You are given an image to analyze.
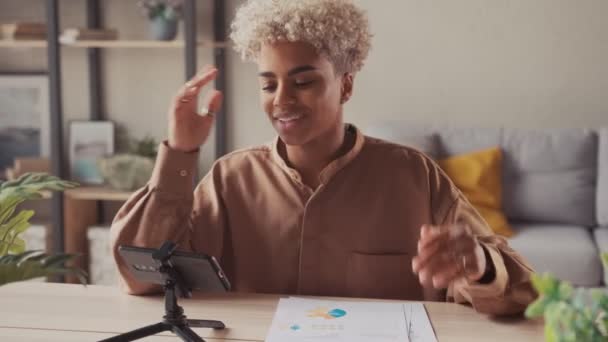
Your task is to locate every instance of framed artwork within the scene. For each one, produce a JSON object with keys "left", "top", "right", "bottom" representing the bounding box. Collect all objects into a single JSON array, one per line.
[
  {"left": 69, "top": 121, "right": 114, "bottom": 184},
  {"left": 0, "top": 73, "right": 50, "bottom": 175}
]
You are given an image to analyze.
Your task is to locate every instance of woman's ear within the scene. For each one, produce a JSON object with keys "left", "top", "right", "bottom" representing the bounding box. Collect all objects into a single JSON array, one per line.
[{"left": 340, "top": 73, "right": 354, "bottom": 104}]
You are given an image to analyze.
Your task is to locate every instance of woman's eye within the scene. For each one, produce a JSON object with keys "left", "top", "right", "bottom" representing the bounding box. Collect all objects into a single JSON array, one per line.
[
  {"left": 261, "top": 84, "right": 276, "bottom": 92},
  {"left": 295, "top": 80, "right": 314, "bottom": 87}
]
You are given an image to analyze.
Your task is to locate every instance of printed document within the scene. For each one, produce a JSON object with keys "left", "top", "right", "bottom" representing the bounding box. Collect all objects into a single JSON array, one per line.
[{"left": 265, "top": 297, "right": 437, "bottom": 342}]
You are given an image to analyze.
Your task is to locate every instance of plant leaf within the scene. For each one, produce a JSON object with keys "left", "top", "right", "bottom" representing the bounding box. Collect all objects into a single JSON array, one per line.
[
  {"left": 0, "top": 172, "right": 85, "bottom": 286},
  {"left": 0, "top": 251, "right": 87, "bottom": 286},
  {"left": 531, "top": 272, "right": 557, "bottom": 294},
  {"left": 527, "top": 270, "right": 608, "bottom": 342},
  {"left": 0, "top": 173, "right": 77, "bottom": 195},
  {"left": 7, "top": 236, "right": 25, "bottom": 254},
  {"left": 525, "top": 297, "right": 547, "bottom": 318},
  {"left": 42, "top": 254, "right": 76, "bottom": 268},
  {"left": 0, "top": 194, "right": 22, "bottom": 225},
  {"left": 0, "top": 210, "right": 34, "bottom": 256},
  {"left": 557, "top": 281, "right": 574, "bottom": 301}
]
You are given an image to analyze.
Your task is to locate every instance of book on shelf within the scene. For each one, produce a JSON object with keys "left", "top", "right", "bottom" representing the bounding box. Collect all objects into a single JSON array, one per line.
[
  {"left": 1, "top": 22, "right": 46, "bottom": 40},
  {"left": 59, "top": 28, "right": 118, "bottom": 44}
]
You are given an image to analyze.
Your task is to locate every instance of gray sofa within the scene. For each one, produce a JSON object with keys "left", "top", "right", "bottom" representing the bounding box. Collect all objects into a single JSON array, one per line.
[{"left": 366, "top": 123, "right": 608, "bottom": 287}]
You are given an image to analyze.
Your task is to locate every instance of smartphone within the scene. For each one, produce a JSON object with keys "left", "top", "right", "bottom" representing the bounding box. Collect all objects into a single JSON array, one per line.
[{"left": 118, "top": 245, "right": 231, "bottom": 292}]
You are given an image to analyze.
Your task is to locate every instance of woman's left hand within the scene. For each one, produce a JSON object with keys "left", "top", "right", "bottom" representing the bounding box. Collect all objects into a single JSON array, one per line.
[{"left": 412, "top": 224, "right": 488, "bottom": 289}]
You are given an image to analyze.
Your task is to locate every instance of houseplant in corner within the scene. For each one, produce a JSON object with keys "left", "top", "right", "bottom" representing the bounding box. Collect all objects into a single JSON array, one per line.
[
  {"left": 526, "top": 253, "right": 608, "bottom": 341},
  {"left": 0, "top": 173, "right": 87, "bottom": 286},
  {"left": 137, "top": 0, "right": 184, "bottom": 41}
]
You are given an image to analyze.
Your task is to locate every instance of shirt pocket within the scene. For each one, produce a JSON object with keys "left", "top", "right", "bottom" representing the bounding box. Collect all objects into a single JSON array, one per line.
[{"left": 346, "top": 252, "right": 420, "bottom": 300}]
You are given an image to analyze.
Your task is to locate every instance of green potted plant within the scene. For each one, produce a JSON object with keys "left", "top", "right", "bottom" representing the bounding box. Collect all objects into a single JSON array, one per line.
[
  {"left": 0, "top": 173, "right": 87, "bottom": 286},
  {"left": 97, "top": 135, "right": 158, "bottom": 191},
  {"left": 137, "top": 0, "right": 184, "bottom": 41},
  {"left": 526, "top": 253, "right": 608, "bottom": 341}
]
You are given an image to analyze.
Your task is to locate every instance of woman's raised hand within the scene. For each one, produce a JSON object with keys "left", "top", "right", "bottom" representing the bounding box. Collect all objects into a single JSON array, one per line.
[{"left": 168, "top": 65, "right": 223, "bottom": 152}]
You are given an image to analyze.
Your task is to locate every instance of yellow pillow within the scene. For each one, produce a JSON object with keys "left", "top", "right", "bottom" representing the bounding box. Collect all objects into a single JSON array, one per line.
[{"left": 438, "top": 147, "right": 514, "bottom": 237}]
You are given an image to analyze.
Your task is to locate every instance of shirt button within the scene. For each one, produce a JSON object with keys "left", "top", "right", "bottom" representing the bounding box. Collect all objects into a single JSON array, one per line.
[{"left": 179, "top": 170, "right": 188, "bottom": 177}]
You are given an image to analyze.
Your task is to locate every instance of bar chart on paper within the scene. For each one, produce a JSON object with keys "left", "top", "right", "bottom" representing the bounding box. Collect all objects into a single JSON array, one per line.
[{"left": 265, "top": 297, "right": 437, "bottom": 342}]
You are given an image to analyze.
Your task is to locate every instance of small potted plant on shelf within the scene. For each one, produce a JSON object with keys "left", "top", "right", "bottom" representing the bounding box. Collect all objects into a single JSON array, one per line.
[
  {"left": 97, "top": 135, "right": 158, "bottom": 191},
  {"left": 0, "top": 173, "right": 87, "bottom": 286},
  {"left": 526, "top": 253, "right": 608, "bottom": 341},
  {"left": 137, "top": 0, "right": 184, "bottom": 41}
]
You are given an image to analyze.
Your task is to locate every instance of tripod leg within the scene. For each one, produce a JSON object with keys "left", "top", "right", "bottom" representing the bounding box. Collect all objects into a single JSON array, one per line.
[
  {"left": 187, "top": 319, "right": 225, "bottom": 329},
  {"left": 99, "top": 322, "right": 170, "bottom": 342},
  {"left": 173, "top": 325, "right": 205, "bottom": 342}
]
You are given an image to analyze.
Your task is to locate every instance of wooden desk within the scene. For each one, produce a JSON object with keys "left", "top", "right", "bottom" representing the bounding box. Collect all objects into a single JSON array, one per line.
[
  {"left": 0, "top": 282, "right": 543, "bottom": 341},
  {"left": 0, "top": 328, "right": 206, "bottom": 342},
  {"left": 63, "top": 186, "right": 133, "bottom": 283}
]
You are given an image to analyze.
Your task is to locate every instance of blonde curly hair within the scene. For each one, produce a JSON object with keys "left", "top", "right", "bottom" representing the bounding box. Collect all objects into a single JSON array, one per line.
[{"left": 230, "top": 0, "right": 372, "bottom": 74}]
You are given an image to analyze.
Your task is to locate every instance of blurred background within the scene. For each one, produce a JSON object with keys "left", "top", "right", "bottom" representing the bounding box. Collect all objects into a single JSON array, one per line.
[{"left": 1, "top": 0, "right": 607, "bottom": 287}]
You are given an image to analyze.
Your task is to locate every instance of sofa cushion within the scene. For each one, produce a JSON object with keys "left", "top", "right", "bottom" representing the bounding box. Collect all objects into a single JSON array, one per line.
[
  {"left": 438, "top": 148, "right": 513, "bottom": 237},
  {"left": 365, "top": 122, "right": 441, "bottom": 158},
  {"left": 598, "top": 129, "right": 608, "bottom": 226},
  {"left": 501, "top": 128, "right": 597, "bottom": 226},
  {"left": 593, "top": 227, "right": 608, "bottom": 284},
  {"left": 366, "top": 123, "right": 599, "bottom": 226},
  {"left": 509, "top": 223, "right": 602, "bottom": 286},
  {"left": 436, "top": 127, "right": 502, "bottom": 158},
  {"left": 365, "top": 123, "right": 503, "bottom": 159}
]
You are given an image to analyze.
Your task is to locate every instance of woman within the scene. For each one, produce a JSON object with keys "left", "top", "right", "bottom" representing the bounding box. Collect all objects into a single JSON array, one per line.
[{"left": 111, "top": 0, "right": 535, "bottom": 315}]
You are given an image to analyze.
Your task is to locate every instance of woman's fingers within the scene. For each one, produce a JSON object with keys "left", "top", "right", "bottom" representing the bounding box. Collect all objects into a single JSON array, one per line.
[
  {"left": 198, "top": 89, "right": 223, "bottom": 117},
  {"left": 412, "top": 237, "right": 444, "bottom": 273},
  {"left": 174, "top": 66, "right": 218, "bottom": 105},
  {"left": 413, "top": 222, "right": 486, "bottom": 288},
  {"left": 430, "top": 257, "right": 467, "bottom": 288},
  {"left": 183, "top": 65, "right": 215, "bottom": 90},
  {"left": 416, "top": 250, "right": 453, "bottom": 287},
  {"left": 167, "top": 65, "right": 222, "bottom": 152},
  {"left": 413, "top": 224, "right": 461, "bottom": 273},
  {"left": 418, "top": 225, "right": 449, "bottom": 249},
  {"left": 415, "top": 248, "right": 473, "bottom": 289},
  {"left": 173, "top": 70, "right": 222, "bottom": 124},
  {"left": 187, "top": 66, "right": 217, "bottom": 91}
]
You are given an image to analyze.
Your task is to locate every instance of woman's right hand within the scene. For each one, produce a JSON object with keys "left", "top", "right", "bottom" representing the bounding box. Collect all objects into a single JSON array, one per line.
[{"left": 168, "top": 65, "right": 223, "bottom": 152}]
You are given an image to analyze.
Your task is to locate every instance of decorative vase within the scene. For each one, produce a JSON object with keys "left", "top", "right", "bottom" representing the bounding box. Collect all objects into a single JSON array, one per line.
[
  {"left": 149, "top": 16, "right": 178, "bottom": 41},
  {"left": 97, "top": 154, "right": 155, "bottom": 191}
]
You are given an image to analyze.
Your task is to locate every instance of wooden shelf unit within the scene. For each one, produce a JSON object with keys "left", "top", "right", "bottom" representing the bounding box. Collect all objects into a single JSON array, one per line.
[
  {"left": 36, "top": 187, "right": 131, "bottom": 203},
  {"left": 65, "top": 186, "right": 133, "bottom": 201},
  {"left": 3, "top": 0, "right": 227, "bottom": 283},
  {"left": 63, "top": 186, "right": 133, "bottom": 283},
  {"left": 0, "top": 39, "right": 228, "bottom": 49},
  {"left": 0, "top": 40, "right": 47, "bottom": 48}
]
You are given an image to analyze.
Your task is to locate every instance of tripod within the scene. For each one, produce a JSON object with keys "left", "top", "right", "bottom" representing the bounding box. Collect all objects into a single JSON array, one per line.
[{"left": 100, "top": 242, "right": 226, "bottom": 342}]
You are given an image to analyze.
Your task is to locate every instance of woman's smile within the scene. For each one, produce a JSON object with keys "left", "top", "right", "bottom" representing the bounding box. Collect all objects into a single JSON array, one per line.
[{"left": 274, "top": 112, "right": 306, "bottom": 132}]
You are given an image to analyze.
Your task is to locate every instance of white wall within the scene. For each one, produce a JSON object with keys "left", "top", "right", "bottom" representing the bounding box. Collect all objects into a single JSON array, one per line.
[
  {"left": 227, "top": 0, "right": 608, "bottom": 151},
  {"left": 348, "top": 0, "right": 608, "bottom": 130},
  {"left": 2, "top": 0, "right": 608, "bottom": 172}
]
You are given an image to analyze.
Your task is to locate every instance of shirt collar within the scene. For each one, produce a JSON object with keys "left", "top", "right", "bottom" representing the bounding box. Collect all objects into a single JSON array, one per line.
[{"left": 270, "top": 123, "right": 366, "bottom": 186}]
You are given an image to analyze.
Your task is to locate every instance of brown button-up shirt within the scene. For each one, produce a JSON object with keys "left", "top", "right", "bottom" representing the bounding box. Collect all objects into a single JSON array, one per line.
[{"left": 110, "top": 125, "right": 536, "bottom": 315}]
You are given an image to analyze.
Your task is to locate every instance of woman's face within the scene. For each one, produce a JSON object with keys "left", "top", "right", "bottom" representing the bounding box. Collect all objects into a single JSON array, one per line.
[{"left": 257, "top": 41, "right": 350, "bottom": 147}]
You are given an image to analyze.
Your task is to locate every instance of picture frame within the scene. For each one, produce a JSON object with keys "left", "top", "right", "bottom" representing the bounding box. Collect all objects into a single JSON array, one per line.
[
  {"left": 0, "top": 73, "right": 50, "bottom": 175},
  {"left": 69, "top": 120, "right": 114, "bottom": 184}
]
